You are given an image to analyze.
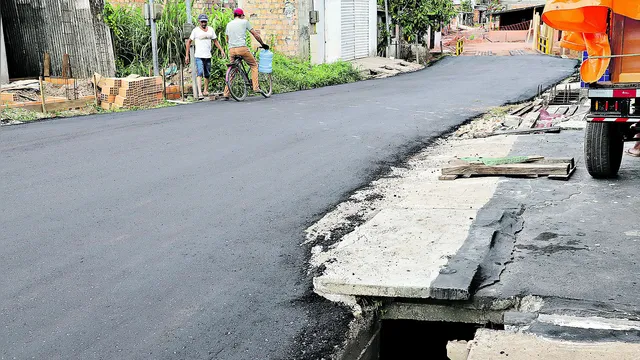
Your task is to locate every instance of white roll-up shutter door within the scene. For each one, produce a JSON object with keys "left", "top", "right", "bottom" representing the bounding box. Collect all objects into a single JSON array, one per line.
[
  {"left": 341, "top": 0, "right": 356, "bottom": 61},
  {"left": 354, "top": 0, "right": 369, "bottom": 58}
]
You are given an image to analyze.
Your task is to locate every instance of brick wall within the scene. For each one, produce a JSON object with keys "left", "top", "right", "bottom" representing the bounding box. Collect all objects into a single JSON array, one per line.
[{"left": 242, "top": 0, "right": 301, "bottom": 57}]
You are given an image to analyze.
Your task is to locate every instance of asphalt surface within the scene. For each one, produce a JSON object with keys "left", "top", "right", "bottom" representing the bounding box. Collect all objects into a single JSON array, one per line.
[
  {"left": 474, "top": 130, "right": 640, "bottom": 340},
  {"left": 0, "top": 55, "right": 576, "bottom": 359}
]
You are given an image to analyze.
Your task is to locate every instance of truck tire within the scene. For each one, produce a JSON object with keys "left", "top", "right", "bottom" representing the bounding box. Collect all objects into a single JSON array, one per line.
[{"left": 584, "top": 122, "right": 624, "bottom": 178}]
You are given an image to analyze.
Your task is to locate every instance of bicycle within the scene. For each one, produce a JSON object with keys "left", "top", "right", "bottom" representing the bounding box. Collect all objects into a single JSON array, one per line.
[{"left": 224, "top": 48, "right": 273, "bottom": 101}]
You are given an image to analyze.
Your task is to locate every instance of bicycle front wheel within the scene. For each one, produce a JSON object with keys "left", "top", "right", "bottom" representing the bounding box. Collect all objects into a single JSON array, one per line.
[
  {"left": 226, "top": 66, "right": 248, "bottom": 101},
  {"left": 258, "top": 73, "right": 273, "bottom": 98}
]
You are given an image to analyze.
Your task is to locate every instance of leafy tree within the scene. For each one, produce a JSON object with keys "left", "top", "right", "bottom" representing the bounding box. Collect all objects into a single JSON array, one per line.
[
  {"left": 387, "top": 0, "right": 457, "bottom": 43},
  {"left": 487, "top": 0, "right": 504, "bottom": 12},
  {"left": 460, "top": 0, "right": 473, "bottom": 13}
]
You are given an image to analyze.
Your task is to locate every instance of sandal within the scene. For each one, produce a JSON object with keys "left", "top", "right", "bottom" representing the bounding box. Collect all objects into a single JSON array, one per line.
[{"left": 626, "top": 148, "right": 640, "bottom": 157}]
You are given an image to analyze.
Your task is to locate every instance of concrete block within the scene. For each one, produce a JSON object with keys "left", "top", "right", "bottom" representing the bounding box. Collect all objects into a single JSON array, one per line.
[
  {"left": 468, "top": 329, "right": 640, "bottom": 360},
  {"left": 447, "top": 340, "right": 470, "bottom": 360},
  {"left": 503, "top": 115, "right": 522, "bottom": 128}
]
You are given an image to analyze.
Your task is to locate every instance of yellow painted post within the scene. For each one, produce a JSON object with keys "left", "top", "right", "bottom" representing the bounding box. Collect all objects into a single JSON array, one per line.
[
  {"left": 456, "top": 39, "right": 464, "bottom": 56},
  {"left": 547, "top": 27, "right": 555, "bottom": 54},
  {"left": 532, "top": 13, "right": 540, "bottom": 51}
]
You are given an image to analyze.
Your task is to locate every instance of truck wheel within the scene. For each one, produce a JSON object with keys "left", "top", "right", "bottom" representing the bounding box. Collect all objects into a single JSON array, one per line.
[{"left": 584, "top": 122, "right": 624, "bottom": 178}]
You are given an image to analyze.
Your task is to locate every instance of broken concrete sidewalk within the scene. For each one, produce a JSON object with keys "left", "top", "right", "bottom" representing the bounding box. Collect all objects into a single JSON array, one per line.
[
  {"left": 350, "top": 57, "right": 424, "bottom": 79},
  {"left": 461, "top": 328, "right": 640, "bottom": 360},
  {"left": 311, "top": 135, "right": 520, "bottom": 300}
]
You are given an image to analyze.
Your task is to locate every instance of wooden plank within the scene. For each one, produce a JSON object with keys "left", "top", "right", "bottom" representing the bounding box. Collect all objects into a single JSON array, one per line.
[
  {"left": 513, "top": 103, "right": 535, "bottom": 116},
  {"left": 439, "top": 175, "right": 459, "bottom": 181},
  {"left": 519, "top": 110, "right": 540, "bottom": 129},
  {"left": 568, "top": 105, "right": 579, "bottom": 116},
  {"left": 510, "top": 104, "right": 528, "bottom": 115},
  {"left": 62, "top": 54, "right": 71, "bottom": 78},
  {"left": 20, "top": 98, "right": 92, "bottom": 113},
  {"left": 490, "top": 127, "right": 561, "bottom": 136},
  {"left": 43, "top": 52, "right": 51, "bottom": 77},
  {"left": 441, "top": 163, "right": 570, "bottom": 177}
]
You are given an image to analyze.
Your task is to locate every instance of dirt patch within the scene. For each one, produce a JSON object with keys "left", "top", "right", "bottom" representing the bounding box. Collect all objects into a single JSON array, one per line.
[{"left": 44, "top": 79, "right": 95, "bottom": 99}]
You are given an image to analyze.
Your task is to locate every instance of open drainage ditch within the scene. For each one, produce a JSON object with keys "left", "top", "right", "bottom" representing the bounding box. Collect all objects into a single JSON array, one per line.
[{"left": 379, "top": 320, "right": 503, "bottom": 360}]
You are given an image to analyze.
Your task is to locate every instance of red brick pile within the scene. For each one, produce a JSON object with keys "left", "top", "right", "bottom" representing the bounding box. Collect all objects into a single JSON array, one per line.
[{"left": 97, "top": 76, "right": 163, "bottom": 110}]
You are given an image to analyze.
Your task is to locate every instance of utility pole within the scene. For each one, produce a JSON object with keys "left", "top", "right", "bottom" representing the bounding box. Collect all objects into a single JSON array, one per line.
[
  {"left": 149, "top": 0, "right": 159, "bottom": 76},
  {"left": 185, "top": 0, "right": 198, "bottom": 99},
  {"left": 384, "top": 0, "right": 390, "bottom": 58}
]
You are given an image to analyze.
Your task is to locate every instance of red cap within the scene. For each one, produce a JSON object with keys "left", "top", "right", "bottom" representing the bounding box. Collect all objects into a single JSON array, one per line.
[{"left": 234, "top": 8, "right": 244, "bottom": 16}]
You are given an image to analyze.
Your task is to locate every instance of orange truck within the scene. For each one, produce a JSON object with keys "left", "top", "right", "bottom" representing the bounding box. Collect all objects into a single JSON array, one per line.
[{"left": 543, "top": 1, "right": 640, "bottom": 178}]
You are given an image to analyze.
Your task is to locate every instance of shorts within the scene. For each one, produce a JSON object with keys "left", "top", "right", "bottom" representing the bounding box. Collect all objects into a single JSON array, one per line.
[{"left": 195, "top": 57, "right": 211, "bottom": 78}]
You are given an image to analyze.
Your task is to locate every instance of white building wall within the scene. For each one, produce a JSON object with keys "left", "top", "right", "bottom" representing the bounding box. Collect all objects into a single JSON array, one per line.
[
  {"left": 310, "top": 0, "right": 326, "bottom": 64},
  {"left": 325, "top": 0, "right": 342, "bottom": 63},
  {"left": 0, "top": 8, "right": 9, "bottom": 85},
  {"left": 368, "top": 0, "right": 376, "bottom": 57}
]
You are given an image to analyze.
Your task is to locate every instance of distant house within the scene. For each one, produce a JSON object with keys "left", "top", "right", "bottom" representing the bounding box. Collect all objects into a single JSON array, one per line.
[{"left": 0, "top": 0, "right": 115, "bottom": 82}]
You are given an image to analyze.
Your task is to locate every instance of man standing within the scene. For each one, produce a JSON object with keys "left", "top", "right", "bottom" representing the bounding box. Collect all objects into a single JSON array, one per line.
[
  {"left": 186, "top": 14, "right": 226, "bottom": 100},
  {"left": 224, "top": 8, "right": 269, "bottom": 98}
]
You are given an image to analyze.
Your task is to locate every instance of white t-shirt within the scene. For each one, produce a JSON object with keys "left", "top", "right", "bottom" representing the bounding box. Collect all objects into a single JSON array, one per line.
[
  {"left": 226, "top": 19, "right": 253, "bottom": 49},
  {"left": 190, "top": 26, "right": 217, "bottom": 59}
]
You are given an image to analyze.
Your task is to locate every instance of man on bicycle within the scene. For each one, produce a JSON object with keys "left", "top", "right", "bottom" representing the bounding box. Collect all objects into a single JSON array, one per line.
[
  {"left": 185, "top": 14, "right": 226, "bottom": 100},
  {"left": 223, "top": 8, "right": 269, "bottom": 99}
]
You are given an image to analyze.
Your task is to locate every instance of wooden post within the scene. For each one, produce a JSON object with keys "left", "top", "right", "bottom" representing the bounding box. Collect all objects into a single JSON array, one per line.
[
  {"left": 39, "top": 76, "right": 47, "bottom": 113},
  {"left": 93, "top": 74, "right": 99, "bottom": 106},
  {"left": 532, "top": 13, "right": 540, "bottom": 51},
  {"left": 62, "top": 54, "right": 71, "bottom": 78},
  {"left": 161, "top": 67, "right": 166, "bottom": 101},
  {"left": 180, "top": 62, "right": 184, "bottom": 101},
  {"left": 43, "top": 52, "right": 51, "bottom": 77}
]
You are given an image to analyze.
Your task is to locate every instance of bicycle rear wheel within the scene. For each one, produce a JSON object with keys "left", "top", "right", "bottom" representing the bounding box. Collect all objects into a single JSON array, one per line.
[
  {"left": 258, "top": 73, "right": 273, "bottom": 98},
  {"left": 226, "top": 66, "right": 248, "bottom": 101}
]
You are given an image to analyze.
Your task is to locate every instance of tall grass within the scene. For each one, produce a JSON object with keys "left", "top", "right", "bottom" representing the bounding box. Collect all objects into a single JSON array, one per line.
[{"left": 270, "top": 53, "right": 362, "bottom": 93}]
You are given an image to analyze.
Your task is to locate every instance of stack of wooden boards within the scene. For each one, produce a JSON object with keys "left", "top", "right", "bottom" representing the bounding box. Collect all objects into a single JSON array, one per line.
[
  {"left": 94, "top": 74, "right": 163, "bottom": 110},
  {"left": 439, "top": 156, "right": 576, "bottom": 181}
]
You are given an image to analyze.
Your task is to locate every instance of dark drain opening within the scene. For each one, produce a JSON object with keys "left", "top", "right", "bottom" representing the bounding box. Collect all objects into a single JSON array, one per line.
[{"left": 379, "top": 320, "right": 504, "bottom": 360}]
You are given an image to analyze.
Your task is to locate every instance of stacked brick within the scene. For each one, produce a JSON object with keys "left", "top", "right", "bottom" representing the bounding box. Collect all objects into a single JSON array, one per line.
[
  {"left": 165, "top": 85, "right": 181, "bottom": 100},
  {"left": 98, "top": 76, "right": 163, "bottom": 110}
]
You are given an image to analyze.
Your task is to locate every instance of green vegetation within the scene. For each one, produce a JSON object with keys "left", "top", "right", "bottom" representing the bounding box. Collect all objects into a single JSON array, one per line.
[
  {"left": 269, "top": 53, "right": 362, "bottom": 93},
  {"left": 1, "top": 101, "right": 177, "bottom": 125},
  {"left": 460, "top": 0, "right": 473, "bottom": 13},
  {"left": 104, "top": 1, "right": 362, "bottom": 95},
  {"left": 1, "top": 108, "right": 52, "bottom": 123},
  {"left": 103, "top": 0, "right": 232, "bottom": 76},
  {"left": 380, "top": 0, "right": 457, "bottom": 44}
]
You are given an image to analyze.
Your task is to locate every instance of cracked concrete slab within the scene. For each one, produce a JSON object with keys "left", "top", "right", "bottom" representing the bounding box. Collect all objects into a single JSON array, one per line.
[
  {"left": 468, "top": 329, "right": 640, "bottom": 360},
  {"left": 311, "top": 135, "right": 519, "bottom": 299}
]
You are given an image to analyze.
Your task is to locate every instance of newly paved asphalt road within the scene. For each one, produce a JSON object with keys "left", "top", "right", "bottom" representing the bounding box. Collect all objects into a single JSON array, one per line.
[{"left": 0, "top": 56, "right": 576, "bottom": 359}]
